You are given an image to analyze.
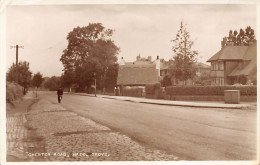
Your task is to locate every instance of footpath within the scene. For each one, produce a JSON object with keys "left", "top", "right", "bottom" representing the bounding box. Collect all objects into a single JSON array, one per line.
[
  {"left": 6, "top": 92, "right": 179, "bottom": 161},
  {"left": 6, "top": 92, "right": 38, "bottom": 161},
  {"left": 68, "top": 92, "right": 256, "bottom": 109}
]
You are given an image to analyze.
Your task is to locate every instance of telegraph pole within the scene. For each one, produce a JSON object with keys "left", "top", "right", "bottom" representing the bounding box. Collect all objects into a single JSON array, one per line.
[
  {"left": 10, "top": 45, "right": 24, "bottom": 82},
  {"left": 93, "top": 72, "right": 97, "bottom": 97}
]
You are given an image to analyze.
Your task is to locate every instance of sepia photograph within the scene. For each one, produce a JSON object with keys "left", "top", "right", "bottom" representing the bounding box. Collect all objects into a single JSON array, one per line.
[{"left": 1, "top": 0, "right": 259, "bottom": 164}]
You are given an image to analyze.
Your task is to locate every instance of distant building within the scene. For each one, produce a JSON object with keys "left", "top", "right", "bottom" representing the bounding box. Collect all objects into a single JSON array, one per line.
[
  {"left": 159, "top": 61, "right": 210, "bottom": 86},
  {"left": 207, "top": 41, "right": 256, "bottom": 85},
  {"left": 117, "top": 55, "right": 160, "bottom": 87},
  {"left": 117, "top": 55, "right": 211, "bottom": 87}
]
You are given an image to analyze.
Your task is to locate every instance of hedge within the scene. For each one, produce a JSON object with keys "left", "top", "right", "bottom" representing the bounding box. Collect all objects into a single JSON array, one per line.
[
  {"left": 165, "top": 85, "right": 257, "bottom": 96},
  {"left": 145, "top": 83, "right": 161, "bottom": 94},
  {"left": 6, "top": 82, "right": 23, "bottom": 102},
  {"left": 123, "top": 87, "right": 144, "bottom": 97}
]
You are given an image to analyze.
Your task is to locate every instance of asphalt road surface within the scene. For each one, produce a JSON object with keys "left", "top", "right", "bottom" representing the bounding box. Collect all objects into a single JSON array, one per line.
[{"left": 39, "top": 92, "right": 256, "bottom": 160}]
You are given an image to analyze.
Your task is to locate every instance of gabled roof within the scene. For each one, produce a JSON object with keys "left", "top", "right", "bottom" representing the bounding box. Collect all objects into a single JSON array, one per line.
[
  {"left": 207, "top": 45, "right": 248, "bottom": 62},
  {"left": 228, "top": 42, "right": 257, "bottom": 77},
  {"left": 117, "top": 63, "right": 159, "bottom": 86},
  {"left": 228, "top": 61, "right": 257, "bottom": 77},
  {"left": 195, "top": 62, "right": 210, "bottom": 68}
]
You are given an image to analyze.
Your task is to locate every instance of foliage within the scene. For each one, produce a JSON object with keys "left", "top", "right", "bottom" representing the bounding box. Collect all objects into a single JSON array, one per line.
[
  {"left": 161, "top": 76, "right": 172, "bottom": 87},
  {"left": 61, "top": 71, "right": 74, "bottom": 88},
  {"left": 32, "top": 72, "right": 44, "bottom": 97},
  {"left": 6, "top": 82, "right": 23, "bottom": 102},
  {"left": 60, "top": 23, "right": 120, "bottom": 92},
  {"left": 101, "top": 63, "right": 119, "bottom": 91},
  {"left": 165, "top": 85, "right": 257, "bottom": 96},
  {"left": 32, "top": 72, "right": 44, "bottom": 88},
  {"left": 44, "top": 76, "right": 61, "bottom": 91},
  {"left": 193, "top": 70, "right": 211, "bottom": 85},
  {"left": 6, "top": 61, "right": 32, "bottom": 94},
  {"left": 145, "top": 83, "right": 161, "bottom": 94},
  {"left": 170, "top": 21, "right": 198, "bottom": 83},
  {"left": 237, "top": 75, "right": 248, "bottom": 85},
  {"left": 221, "top": 26, "right": 255, "bottom": 47}
]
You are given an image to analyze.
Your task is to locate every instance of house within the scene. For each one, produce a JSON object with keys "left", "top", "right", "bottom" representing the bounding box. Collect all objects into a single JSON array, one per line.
[
  {"left": 207, "top": 41, "right": 256, "bottom": 85},
  {"left": 159, "top": 60, "right": 211, "bottom": 85},
  {"left": 117, "top": 55, "right": 160, "bottom": 87},
  {"left": 117, "top": 54, "right": 211, "bottom": 88},
  {"left": 195, "top": 62, "right": 211, "bottom": 77}
]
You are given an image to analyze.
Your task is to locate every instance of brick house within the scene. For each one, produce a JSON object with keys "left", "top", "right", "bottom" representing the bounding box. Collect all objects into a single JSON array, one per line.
[{"left": 207, "top": 41, "right": 256, "bottom": 85}]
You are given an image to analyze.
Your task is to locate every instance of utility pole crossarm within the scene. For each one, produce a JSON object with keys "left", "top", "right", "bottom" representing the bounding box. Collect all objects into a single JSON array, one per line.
[
  {"left": 10, "top": 45, "right": 24, "bottom": 66},
  {"left": 10, "top": 44, "right": 24, "bottom": 83}
]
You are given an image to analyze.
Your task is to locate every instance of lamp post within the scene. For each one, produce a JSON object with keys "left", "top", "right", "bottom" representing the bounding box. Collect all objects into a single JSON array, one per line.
[{"left": 94, "top": 72, "right": 96, "bottom": 97}]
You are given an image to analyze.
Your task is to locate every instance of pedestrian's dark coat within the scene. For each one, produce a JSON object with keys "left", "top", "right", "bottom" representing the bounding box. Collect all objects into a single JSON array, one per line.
[{"left": 57, "top": 88, "right": 63, "bottom": 95}]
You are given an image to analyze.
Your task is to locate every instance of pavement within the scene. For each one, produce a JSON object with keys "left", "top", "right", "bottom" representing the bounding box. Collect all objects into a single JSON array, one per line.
[
  {"left": 6, "top": 91, "right": 179, "bottom": 161},
  {"left": 68, "top": 92, "right": 256, "bottom": 109},
  {"left": 25, "top": 98, "right": 179, "bottom": 161},
  {"left": 6, "top": 91, "right": 38, "bottom": 161}
]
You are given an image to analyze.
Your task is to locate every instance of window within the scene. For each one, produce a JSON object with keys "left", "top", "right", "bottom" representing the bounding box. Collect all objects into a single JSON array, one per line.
[
  {"left": 218, "top": 61, "right": 224, "bottom": 70},
  {"left": 215, "top": 78, "right": 224, "bottom": 85},
  {"left": 220, "top": 78, "right": 224, "bottom": 85}
]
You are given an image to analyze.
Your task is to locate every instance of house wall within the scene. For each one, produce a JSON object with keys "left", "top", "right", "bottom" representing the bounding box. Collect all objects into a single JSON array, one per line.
[{"left": 210, "top": 61, "right": 224, "bottom": 85}]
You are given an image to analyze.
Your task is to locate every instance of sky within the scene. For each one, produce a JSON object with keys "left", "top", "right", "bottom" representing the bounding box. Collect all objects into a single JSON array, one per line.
[{"left": 6, "top": 4, "right": 256, "bottom": 77}]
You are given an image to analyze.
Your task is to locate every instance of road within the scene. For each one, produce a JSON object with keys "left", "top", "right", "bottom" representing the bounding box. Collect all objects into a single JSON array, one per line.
[{"left": 39, "top": 91, "right": 256, "bottom": 160}]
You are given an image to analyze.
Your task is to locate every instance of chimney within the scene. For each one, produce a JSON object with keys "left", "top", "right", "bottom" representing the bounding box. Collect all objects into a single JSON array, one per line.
[
  {"left": 155, "top": 56, "right": 160, "bottom": 76},
  {"left": 136, "top": 54, "right": 141, "bottom": 61},
  {"left": 119, "top": 57, "right": 125, "bottom": 65},
  {"left": 148, "top": 56, "right": 152, "bottom": 62}
]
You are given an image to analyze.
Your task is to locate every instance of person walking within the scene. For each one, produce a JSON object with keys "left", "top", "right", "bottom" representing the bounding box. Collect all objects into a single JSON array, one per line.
[{"left": 57, "top": 87, "right": 63, "bottom": 103}]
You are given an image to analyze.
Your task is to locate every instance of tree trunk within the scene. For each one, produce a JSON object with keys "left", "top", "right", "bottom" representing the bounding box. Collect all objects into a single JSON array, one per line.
[{"left": 36, "top": 87, "right": 38, "bottom": 98}]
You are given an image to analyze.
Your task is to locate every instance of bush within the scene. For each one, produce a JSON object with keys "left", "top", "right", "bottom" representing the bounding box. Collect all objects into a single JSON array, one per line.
[
  {"left": 6, "top": 82, "right": 23, "bottom": 102},
  {"left": 165, "top": 85, "right": 257, "bottom": 96},
  {"left": 145, "top": 83, "right": 161, "bottom": 94}
]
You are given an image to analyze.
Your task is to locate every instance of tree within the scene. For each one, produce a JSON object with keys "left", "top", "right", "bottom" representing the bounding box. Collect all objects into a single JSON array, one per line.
[
  {"left": 61, "top": 71, "right": 74, "bottom": 91},
  {"left": 6, "top": 61, "right": 32, "bottom": 95},
  {"left": 170, "top": 21, "right": 198, "bottom": 85},
  {"left": 60, "top": 23, "right": 120, "bottom": 92},
  {"left": 32, "top": 72, "right": 44, "bottom": 97},
  {"left": 44, "top": 76, "right": 61, "bottom": 91},
  {"left": 161, "top": 76, "right": 172, "bottom": 87},
  {"left": 221, "top": 26, "right": 255, "bottom": 47},
  {"left": 101, "top": 63, "right": 119, "bottom": 92}
]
